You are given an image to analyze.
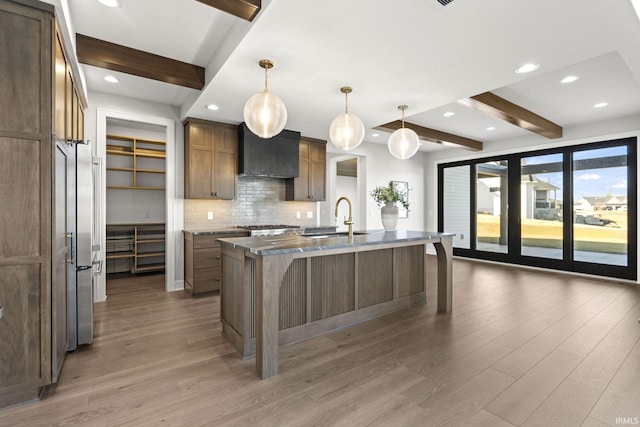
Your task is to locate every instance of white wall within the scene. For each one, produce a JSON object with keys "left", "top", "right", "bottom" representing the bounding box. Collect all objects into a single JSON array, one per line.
[{"left": 321, "top": 142, "right": 428, "bottom": 231}]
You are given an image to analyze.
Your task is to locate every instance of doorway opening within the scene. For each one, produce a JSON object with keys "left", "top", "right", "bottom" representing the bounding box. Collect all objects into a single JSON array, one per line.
[
  {"left": 95, "top": 109, "right": 178, "bottom": 302},
  {"left": 329, "top": 154, "right": 366, "bottom": 232}
]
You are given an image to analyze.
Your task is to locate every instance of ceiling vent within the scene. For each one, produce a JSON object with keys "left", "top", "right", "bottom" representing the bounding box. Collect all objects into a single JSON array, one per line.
[{"left": 432, "top": 0, "right": 455, "bottom": 6}]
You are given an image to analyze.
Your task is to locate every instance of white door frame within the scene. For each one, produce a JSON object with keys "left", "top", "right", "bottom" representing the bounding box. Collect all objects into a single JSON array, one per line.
[{"left": 95, "top": 108, "right": 179, "bottom": 301}]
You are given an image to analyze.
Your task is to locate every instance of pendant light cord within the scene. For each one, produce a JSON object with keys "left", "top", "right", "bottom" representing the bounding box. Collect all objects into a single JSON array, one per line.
[
  {"left": 344, "top": 91, "right": 349, "bottom": 114},
  {"left": 264, "top": 66, "right": 269, "bottom": 93}
]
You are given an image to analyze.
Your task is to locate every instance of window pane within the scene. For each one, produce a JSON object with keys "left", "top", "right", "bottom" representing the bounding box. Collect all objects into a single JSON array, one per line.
[
  {"left": 476, "top": 160, "right": 508, "bottom": 253},
  {"left": 521, "top": 153, "right": 563, "bottom": 259},
  {"left": 573, "top": 146, "right": 628, "bottom": 266},
  {"left": 443, "top": 166, "right": 470, "bottom": 249}
]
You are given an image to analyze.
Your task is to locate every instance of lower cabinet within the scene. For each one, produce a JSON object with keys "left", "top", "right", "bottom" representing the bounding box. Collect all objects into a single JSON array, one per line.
[{"left": 184, "top": 232, "right": 247, "bottom": 295}]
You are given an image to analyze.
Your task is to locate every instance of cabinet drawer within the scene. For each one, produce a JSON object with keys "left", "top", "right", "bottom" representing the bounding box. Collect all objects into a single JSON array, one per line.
[
  {"left": 194, "top": 235, "right": 221, "bottom": 249},
  {"left": 194, "top": 247, "right": 221, "bottom": 268},
  {"left": 194, "top": 267, "right": 222, "bottom": 292}
]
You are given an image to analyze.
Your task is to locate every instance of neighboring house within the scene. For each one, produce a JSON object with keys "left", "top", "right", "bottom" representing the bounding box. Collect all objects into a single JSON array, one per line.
[
  {"left": 521, "top": 175, "right": 561, "bottom": 220},
  {"left": 575, "top": 195, "right": 627, "bottom": 211}
]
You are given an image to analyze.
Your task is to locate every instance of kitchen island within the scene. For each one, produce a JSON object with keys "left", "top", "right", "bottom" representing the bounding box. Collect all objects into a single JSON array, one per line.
[{"left": 218, "top": 230, "right": 454, "bottom": 379}]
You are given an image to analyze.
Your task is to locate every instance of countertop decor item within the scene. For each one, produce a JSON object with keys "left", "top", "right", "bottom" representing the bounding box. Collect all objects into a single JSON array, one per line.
[
  {"left": 243, "top": 59, "right": 288, "bottom": 139},
  {"left": 388, "top": 105, "right": 420, "bottom": 159},
  {"left": 370, "top": 181, "right": 410, "bottom": 231},
  {"left": 329, "top": 86, "right": 365, "bottom": 151}
]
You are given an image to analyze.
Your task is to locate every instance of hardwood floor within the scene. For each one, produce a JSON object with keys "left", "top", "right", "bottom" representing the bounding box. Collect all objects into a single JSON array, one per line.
[{"left": 0, "top": 259, "right": 638, "bottom": 426}]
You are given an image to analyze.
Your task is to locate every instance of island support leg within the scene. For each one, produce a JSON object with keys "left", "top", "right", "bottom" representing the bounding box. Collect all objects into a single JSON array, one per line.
[
  {"left": 433, "top": 236, "right": 453, "bottom": 313},
  {"left": 255, "top": 254, "right": 294, "bottom": 379}
]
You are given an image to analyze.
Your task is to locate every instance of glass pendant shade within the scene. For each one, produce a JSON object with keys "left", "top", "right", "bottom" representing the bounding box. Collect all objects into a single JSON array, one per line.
[
  {"left": 329, "top": 86, "right": 364, "bottom": 151},
  {"left": 388, "top": 105, "right": 420, "bottom": 159},
  {"left": 330, "top": 113, "right": 365, "bottom": 151},
  {"left": 243, "top": 91, "right": 287, "bottom": 138},
  {"left": 388, "top": 128, "right": 420, "bottom": 159},
  {"left": 243, "top": 59, "right": 288, "bottom": 139}
]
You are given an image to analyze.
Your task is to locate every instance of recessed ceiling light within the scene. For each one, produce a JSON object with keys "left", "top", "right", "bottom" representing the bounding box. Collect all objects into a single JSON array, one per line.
[
  {"left": 515, "top": 63, "right": 539, "bottom": 74},
  {"left": 371, "top": 133, "right": 379, "bottom": 137},
  {"left": 97, "top": 0, "right": 120, "bottom": 7},
  {"left": 206, "top": 104, "right": 219, "bottom": 111},
  {"left": 561, "top": 75, "right": 579, "bottom": 84},
  {"left": 594, "top": 102, "right": 608, "bottom": 108},
  {"left": 486, "top": 126, "right": 496, "bottom": 131},
  {"left": 104, "top": 75, "right": 118, "bottom": 83},
  {"left": 443, "top": 111, "right": 455, "bottom": 118}
]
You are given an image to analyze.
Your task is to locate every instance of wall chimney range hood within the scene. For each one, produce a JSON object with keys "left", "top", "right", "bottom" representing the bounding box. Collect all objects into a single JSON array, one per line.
[{"left": 238, "top": 122, "right": 300, "bottom": 178}]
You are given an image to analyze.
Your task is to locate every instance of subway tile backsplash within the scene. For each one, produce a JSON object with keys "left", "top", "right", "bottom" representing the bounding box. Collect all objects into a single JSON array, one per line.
[{"left": 184, "top": 176, "right": 319, "bottom": 230}]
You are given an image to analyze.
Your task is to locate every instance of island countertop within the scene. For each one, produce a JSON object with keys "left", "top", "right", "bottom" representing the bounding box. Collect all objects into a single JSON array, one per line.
[{"left": 218, "top": 230, "right": 454, "bottom": 256}]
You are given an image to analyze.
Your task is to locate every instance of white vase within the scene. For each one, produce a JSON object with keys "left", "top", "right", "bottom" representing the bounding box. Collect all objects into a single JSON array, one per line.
[{"left": 381, "top": 202, "right": 399, "bottom": 231}]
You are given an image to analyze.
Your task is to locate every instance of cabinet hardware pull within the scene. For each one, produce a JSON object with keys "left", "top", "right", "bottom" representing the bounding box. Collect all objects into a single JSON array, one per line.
[
  {"left": 215, "top": 277, "right": 221, "bottom": 281},
  {"left": 215, "top": 256, "right": 221, "bottom": 259},
  {"left": 0, "top": 306, "right": 4, "bottom": 320}
]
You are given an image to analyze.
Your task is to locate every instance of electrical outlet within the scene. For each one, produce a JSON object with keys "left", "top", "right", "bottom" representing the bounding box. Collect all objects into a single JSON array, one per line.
[
  {"left": 307, "top": 211, "right": 313, "bottom": 218},
  {"left": 207, "top": 211, "right": 213, "bottom": 220},
  {"left": 144, "top": 211, "right": 150, "bottom": 218},
  {"left": 460, "top": 233, "right": 464, "bottom": 240},
  {"left": 296, "top": 211, "right": 301, "bottom": 219}
]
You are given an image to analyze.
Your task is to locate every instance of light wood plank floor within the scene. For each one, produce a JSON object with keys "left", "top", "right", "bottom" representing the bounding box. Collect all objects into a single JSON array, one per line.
[{"left": 1, "top": 259, "right": 638, "bottom": 426}]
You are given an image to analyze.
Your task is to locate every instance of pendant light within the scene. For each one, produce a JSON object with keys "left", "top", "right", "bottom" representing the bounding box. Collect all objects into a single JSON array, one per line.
[
  {"left": 329, "top": 86, "right": 365, "bottom": 151},
  {"left": 243, "top": 59, "right": 288, "bottom": 139},
  {"left": 388, "top": 105, "right": 420, "bottom": 159}
]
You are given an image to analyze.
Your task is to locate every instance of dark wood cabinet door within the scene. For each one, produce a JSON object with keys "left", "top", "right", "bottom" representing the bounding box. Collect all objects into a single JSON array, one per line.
[
  {"left": 189, "top": 147, "right": 214, "bottom": 198},
  {"left": 286, "top": 138, "right": 326, "bottom": 201},
  {"left": 185, "top": 121, "right": 214, "bottom": 198},
  {"left": 184, "top": 119, "right": 237, "bottom": 199},
  {"left": 213, "top": 124, "right": 237, "bottom": 200},
  {"left": 53, "top": 32, "right": 66, "bottom": 141}
]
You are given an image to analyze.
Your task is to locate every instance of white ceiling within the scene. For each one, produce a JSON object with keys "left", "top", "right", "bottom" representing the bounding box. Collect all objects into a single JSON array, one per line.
[{"left": 68, "top": 0, "right": 640, "bottom": 153}]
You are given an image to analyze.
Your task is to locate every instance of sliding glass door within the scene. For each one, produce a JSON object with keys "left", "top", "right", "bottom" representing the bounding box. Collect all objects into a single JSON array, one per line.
[
  {"left": 438, "top": 137, "right": 636, "bottom": 280},
  {"left": 520, "top": 153, "right": 563, "bottom": 259},
  {"left": 572, "top": 145, "right": 629, "bottom": 266}
]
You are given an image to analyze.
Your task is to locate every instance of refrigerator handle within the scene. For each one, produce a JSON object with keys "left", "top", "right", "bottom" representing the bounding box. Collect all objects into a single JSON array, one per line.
[{"left": 67, "top": 232, "right": 74, "bottom": 264}]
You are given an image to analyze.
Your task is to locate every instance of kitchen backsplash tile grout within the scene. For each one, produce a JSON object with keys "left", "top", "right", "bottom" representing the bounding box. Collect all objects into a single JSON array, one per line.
[{"left": 184, "top": 176, "right": 320, "bottom": 230}]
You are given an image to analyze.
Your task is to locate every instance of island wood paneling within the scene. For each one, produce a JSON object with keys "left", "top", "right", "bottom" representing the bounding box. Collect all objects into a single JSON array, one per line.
[
  {"left": 393, "top": 245, "right": 425, "bottom": 298},
  {"left": 220, "top": 243, "right": 432, "bottom": 359},
  {"left": 311, "top": 254, "right": 355, "bottom": 321},
  {"left": 279, "top": 259, "right": 306, "bottom": 330},
  {"left": 221, "top": 249, "right": 244, "bottom": 335},
  {"left": 358, "top": 249, "right": 393, "bottom": 308}
]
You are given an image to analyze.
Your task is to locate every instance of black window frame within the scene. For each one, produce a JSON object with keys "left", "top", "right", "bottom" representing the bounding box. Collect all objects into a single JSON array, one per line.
[{"left": 437, "top": 137, "right": 637, "bottom": 280}]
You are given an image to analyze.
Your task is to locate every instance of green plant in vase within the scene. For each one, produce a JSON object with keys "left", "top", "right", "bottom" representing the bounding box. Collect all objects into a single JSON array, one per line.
[{"left": 370, "top": 182, "right": 409, "bottom": 231}]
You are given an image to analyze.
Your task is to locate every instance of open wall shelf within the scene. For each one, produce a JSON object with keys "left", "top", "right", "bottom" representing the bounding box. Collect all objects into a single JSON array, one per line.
[
  {"left": 106, "top": 223, "right": 165, "bottom": 274},
  {"left": 106, "top": 134, "right": 166, "bottom": 190}
]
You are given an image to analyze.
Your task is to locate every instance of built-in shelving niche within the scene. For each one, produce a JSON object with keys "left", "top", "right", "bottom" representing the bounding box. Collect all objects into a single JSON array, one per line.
[{"left": 105, "top": 120, "right": 167, "bottom": 277}]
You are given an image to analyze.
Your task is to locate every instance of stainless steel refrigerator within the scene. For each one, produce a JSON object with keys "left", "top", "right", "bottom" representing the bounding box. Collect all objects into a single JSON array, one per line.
[{"left": 66, "top": 141, "right": 94, "bottom": 351}]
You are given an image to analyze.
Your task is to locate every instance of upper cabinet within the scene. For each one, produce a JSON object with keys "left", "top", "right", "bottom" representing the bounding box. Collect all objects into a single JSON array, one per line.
[
  {"left": 184, "top": 118, "right": 237, "bottom": 200},
  {"left": 286, "top": 137, "right": 327, "bottom": 201}
]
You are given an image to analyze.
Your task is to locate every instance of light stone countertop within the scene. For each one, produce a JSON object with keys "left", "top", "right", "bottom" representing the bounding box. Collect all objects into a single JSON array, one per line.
[{"left": 218, "top": 230, "right": 454, "bottom": 256}]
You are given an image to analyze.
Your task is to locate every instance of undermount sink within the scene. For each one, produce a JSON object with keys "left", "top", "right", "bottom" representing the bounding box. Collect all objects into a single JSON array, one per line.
[{"left": 302, "top": 231, "right": 369, "bottom": 239}]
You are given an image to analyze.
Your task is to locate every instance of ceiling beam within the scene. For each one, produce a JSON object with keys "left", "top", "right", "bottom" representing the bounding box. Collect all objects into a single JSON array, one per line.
[
  {"left": 196, "top": 0, "right": 261, "bottom": 21},
  {"left": 458, "top": 92, "right": 563, "bottom": 139},
  {"left": 375, "top": 121, "right": 483, "bottom": 151},
  {"left": 76, "top": 34, "right": 205, "bottom": 90}
]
